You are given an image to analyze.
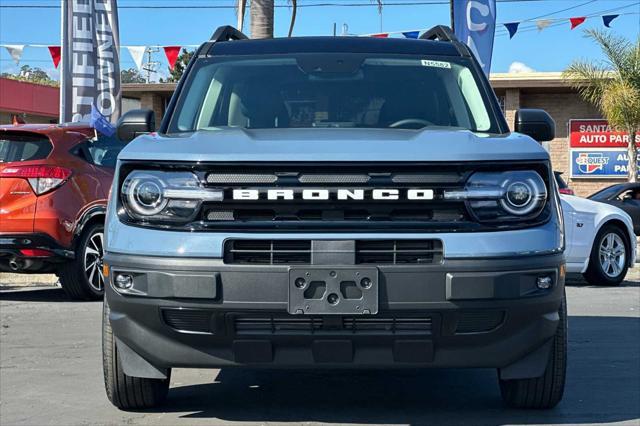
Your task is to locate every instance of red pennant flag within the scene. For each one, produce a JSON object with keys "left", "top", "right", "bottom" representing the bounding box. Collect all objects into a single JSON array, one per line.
[
  {"left": 371, "top": 33, "right": 389, "bottom": 38},
  {"left": 163, "top": 46, "right": 181, "bottom": 70},
  {"left": 48, "top": 46, "right": 61, "bottom": 69},
  {"left": 570, "top": 17, "right": 586, "bottom": 30}
]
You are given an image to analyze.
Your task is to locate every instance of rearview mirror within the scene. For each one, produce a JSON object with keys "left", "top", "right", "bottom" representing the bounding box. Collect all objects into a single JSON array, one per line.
[
  {"left": 116, "top": 109, "right": 155, "bottom": 142},
  {"left": 515, "top": 109, "right": 555, "bottom": 142}
]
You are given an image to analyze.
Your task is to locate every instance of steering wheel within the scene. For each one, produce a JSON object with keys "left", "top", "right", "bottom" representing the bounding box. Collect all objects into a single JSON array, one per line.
[{"left": 388, "top": 118, "right": 433, "bottom": 129}]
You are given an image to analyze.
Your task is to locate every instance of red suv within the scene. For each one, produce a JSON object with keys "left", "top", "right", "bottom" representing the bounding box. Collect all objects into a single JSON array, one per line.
[{"left": 0, "top": 123, "right": 124, "bottom": 299}]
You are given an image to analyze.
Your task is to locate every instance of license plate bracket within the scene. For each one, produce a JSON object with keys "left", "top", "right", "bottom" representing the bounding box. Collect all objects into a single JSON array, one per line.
[{"left": 288, "top": 267, "right": 379, "bottom": 315}]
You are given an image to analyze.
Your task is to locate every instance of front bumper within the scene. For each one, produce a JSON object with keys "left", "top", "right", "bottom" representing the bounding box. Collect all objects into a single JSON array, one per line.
[{"left": 104, "top": 251, "right": 565, "bottom": 377}]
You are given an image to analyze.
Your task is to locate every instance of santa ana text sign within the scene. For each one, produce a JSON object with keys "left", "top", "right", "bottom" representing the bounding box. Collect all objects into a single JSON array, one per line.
[{"left": 569, "top": 119, "right": 640, "bottom": 148}]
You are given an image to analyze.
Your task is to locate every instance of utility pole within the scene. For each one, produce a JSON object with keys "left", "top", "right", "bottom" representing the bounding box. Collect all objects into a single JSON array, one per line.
[
  {"left": 142, "top": 47, "right": 160, "bottom": 84},
  {"left": 450, "top": 0, "right": 455, "bottom": 31}
]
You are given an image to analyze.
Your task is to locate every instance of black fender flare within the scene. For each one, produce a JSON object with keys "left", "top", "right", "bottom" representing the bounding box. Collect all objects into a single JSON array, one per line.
[{"left": 73, "top": 205, "right": 107, "bottom": 246}]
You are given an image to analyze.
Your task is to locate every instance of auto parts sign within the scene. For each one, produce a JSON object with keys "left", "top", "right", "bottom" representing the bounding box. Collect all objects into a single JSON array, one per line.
[
  {"left": 569, "top": 119, "right": 640, "bottom": 148},
  {"left": 571, "top": 150, "right": 640, "bottom": 178}
]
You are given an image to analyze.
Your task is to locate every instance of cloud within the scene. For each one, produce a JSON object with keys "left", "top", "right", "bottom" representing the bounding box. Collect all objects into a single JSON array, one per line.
[{"left": 508, "top": 61, "right": 535, "bottom": 74}]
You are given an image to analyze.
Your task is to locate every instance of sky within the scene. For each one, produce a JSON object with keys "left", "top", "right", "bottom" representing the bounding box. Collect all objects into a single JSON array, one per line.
[{"left": 0, "top": 0, "right": 639, "bottom": 81}]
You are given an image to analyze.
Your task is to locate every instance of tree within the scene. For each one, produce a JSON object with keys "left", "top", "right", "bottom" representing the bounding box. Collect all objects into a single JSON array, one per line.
[
  {"left": 1, "top": 65, "right": 58, "bottom": 87},
  {"left": 166, "top": 49, "right": 193, "bottom": 82},
  {"left": 236, "top": 0, "right": 297, "bottom": 38},
  {"left": 563, "top": 30, "right": 640, "bottom": 182},
  {"left": 120, "top": 68, "right": 145, "bottom": 83},
  {"left": 250, "top": 0, "right": 274, "bottom": 39}
]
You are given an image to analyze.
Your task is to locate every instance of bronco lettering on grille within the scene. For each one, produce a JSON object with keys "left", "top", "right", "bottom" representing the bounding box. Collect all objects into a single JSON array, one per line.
[{"left": 232, "top": 189, "right": 435, "bottom": 201}]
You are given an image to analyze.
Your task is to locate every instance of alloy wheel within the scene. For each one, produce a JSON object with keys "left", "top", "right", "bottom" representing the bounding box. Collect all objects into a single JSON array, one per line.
[
  {"left": 598, "top": 232, "right": 626, "bottom": 278},
  {"left": 84, "top": 231, "right": 105, "bottom": 292}
]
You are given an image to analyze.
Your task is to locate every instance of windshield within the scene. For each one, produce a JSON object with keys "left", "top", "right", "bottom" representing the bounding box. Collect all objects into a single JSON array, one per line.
[
  {"left": 588, "top": 185, "right": 622, "bottom": 200},
  {"left": 168, "top": 54, "right": 499, "bottom": 133}
]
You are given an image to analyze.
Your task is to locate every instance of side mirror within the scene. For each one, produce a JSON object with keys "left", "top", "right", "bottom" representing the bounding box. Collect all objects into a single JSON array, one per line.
[
  {"left": 515, "top": 109, "right": 555, "bottom": 142},
  {"left": 116, "top": 109, "right": 155, "bottom": 142}
]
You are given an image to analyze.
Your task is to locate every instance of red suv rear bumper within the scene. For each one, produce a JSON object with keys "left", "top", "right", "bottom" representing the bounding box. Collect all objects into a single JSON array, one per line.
[{"left": 0, "top": 233, "right": 73, "bottom": 273}]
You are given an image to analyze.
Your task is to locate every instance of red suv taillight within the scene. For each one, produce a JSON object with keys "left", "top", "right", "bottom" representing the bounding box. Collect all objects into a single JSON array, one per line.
[
  {"left": 0, "top": 165, "right": 72, "bottom": 195},
  {"left": 558, "top": 188, "right": 575, "bottom": 196}
]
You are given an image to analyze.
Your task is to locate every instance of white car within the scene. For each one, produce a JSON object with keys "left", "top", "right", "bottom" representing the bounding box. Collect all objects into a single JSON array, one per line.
[{"left": 562, "top": 194, "right": 636, "bottom": 285}]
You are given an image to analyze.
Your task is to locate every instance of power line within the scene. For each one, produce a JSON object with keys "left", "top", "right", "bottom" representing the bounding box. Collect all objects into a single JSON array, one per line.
[{"left": 0, "top": 0, "right": 625, "bottom": 8}]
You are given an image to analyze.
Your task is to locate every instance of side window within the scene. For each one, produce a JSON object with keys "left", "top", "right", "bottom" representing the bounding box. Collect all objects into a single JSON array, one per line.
[{"left": 76, "top": 136, "right": 126, "bottom": 168}]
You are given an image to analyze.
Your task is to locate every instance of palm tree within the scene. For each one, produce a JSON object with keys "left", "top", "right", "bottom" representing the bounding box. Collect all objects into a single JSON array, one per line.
[
  {"left": 563, "top": 30, "right": 640, "bottom": 182},
  {"left": 236, "top": 0, "right": 297, "bottom": 38},
  {"left": 287, "top": 0, "right": 297, "bottom": 37},
  {"left": 249, "top": 0, "right": 274, "bottom": 39}
]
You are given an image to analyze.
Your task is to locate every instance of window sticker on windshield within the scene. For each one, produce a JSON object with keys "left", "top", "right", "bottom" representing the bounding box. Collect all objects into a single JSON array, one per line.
[{"left": 421, "top": 60, "right": 451, "bottom": 69}]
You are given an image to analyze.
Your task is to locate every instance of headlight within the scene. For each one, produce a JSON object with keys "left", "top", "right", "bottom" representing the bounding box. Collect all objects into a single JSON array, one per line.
[
  {"left": 444, "top": 170, "right": 548, "bottom": 222},
  {"left": 121, "top": 170, "right": 223, "bottom": 223}
]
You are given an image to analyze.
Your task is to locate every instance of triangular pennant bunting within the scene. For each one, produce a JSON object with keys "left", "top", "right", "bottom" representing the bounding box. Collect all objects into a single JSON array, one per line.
[
  {"left": 602, "top": 14, "right": 619, "bottom": 28},
  {"left": 163, "top": 46, "right": 181, "bottom": 70},
  {"left": 4, "top": 44, "right": 25, "bottom": 65},
  {"left": 402, "top": 31, "right": 420, "bottom": 39},
  {"left": 371, "top": 33, "right": 389, "bottom": 38},
  {"left": 47, "top": 46, "right": 61, "bottom": 68},
  {"left": 504, "top": 22, "right": 520, "bottom": 39},
  {"left": 127, "top": 46, "right": 147, "bottom": 70},
  {"left": 536, "top": 19, "right": 552, "bottom": 32},
  {"left": 570, "top": 17, "right": 586, "bottom": 30}
]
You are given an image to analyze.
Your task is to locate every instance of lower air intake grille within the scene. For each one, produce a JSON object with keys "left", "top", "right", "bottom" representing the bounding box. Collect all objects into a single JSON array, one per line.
[
  {"left": 224, "top": 239, "right": 443, "bottom": 265},
  {"left": 355, "top": 240, "right": 443, "bottom": 264},
  {"left": 455, "top": 311, "right": 505, "bottom": 334},
  {"left": 234, "top": 315, "right": 324, "bottom": 335},
  {"left": 224, "top": 240, "right": 312, "bottom": 264},
  {"left": 232, "top": 315, "right": 431, "bottom": 335},
  {"left": 343, "top": 317, "right": 432, "bottom": 335},
  {"left": 162, "top": 309, "right": 213, "bottom": 334}
]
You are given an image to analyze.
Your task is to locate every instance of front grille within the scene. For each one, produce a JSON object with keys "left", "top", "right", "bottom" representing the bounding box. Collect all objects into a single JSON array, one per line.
[
  {"left": 224, "top": 239, "right": 443, "bottom": 265},
  {"left": 199, "top": 163, "right": 473, "bottom": 231},
  {"left": 233, "top": 315, "right": 431, "bottom": 335},
  {"left": 162, "top": 309, "right": 213, "bottom": 334},
  {"left": 455, "top": 311, "right": 505, "bottom": 334}
]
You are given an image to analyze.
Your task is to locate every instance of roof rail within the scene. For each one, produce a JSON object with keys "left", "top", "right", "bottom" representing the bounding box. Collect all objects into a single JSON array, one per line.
[
  {"left": 210, "top": 25, "right": 248, "bottom": 43},
  {"left": 419, "top": 25, "right": 457, "bottom": 42},
  {"left": 419, "top": 25, "right": 471, "bottom": 58}
]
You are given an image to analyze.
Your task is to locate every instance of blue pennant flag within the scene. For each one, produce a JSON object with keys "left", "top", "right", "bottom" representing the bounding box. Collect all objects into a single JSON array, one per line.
[
  {"left": 602, "top": 14, "right": 619, "bottom": 28},
  {"left": 453, "top": 0, "right": 497, "bottom": 75},
  {"left": 504, "top": 22, "right": 519, "bottom": 39},
  {"left": 90, "top": 104, "right": 116, "bottom": 137},
  {"left": 402, "top": 31, "right": 420, "bottom": 39}
]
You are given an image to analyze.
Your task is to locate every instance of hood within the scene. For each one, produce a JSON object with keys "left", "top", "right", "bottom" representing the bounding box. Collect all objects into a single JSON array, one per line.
[
  {"left": 118, "top": 127, "right": 549, "bottom": 163},
  {"left": 561, "top": 194, "right": 633, "bottom": 224}
]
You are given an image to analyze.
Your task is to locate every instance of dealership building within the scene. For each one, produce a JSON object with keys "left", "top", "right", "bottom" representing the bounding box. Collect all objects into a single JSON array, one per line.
[{"left": 1, "top": 73, "right": 633, "bottom": 197}]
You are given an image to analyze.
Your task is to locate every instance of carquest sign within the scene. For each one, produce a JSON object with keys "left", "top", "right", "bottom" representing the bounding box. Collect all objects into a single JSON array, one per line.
[
  {"left": 571, "top": 149, "right": 640, "bottom": 178},
  {"left": 569, "top": 119, "right": 640, "bottom": 148}
]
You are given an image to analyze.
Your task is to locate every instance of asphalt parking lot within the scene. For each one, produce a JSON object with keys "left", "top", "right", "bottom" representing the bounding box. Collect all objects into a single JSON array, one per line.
[{"left": 1, "top": 273, "right": 639, "bottom": 426}]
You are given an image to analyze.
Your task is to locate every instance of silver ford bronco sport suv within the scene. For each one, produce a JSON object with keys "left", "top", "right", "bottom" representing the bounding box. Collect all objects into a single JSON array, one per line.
[{"left": 103, "top": 26, "right": 566, "bottom": 410}]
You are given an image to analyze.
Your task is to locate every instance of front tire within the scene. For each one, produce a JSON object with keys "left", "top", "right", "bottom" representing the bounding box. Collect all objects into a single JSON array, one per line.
[
  {"left": 583, "top": 224, "right": 629, "bottom": 286},
  {"left": 102, "top": 300, "right": 170, "bottom": 409},
  {"left": 499, "top": 294, "right": 567, "bottom": 409},
  {"left": 58, "top": 222, "right": 105, "bottom": 300}
]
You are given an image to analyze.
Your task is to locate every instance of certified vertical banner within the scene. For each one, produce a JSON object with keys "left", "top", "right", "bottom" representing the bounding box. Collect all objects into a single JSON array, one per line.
[
  {"left": 60, "top": 0, "right": 121, "bottom": 123},
  {"left": 453, "top": 0, "right": 497, "bottom": 75}
]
